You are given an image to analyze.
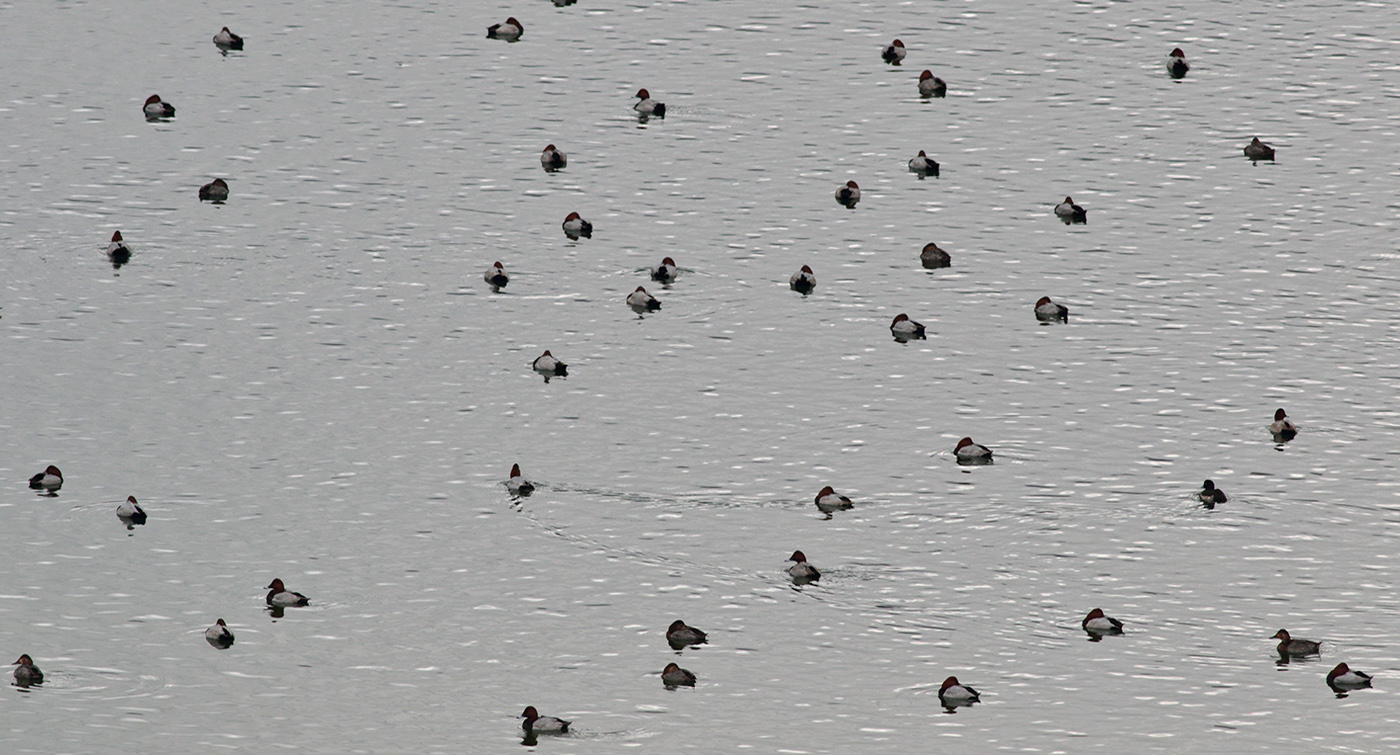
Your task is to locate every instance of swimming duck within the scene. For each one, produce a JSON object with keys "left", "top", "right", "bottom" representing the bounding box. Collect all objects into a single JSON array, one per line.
[
  {"left": 520, "top": 706, "right": 570, "bottom": 733},
  {"left": 938, "top": 676, "right": 980, "bottom": 706},
  {"left": 666, "top": 619, "right": 707, "bottom": 648},
  {"left": 116, "top": 496, "right": 147, "bottom": 526},
  {"left": 199, "top": 178, "right": 229, "bottom": 202},
  {"left": 143, "top": 94, "right": 176, "bottom": 119},
  {"left": 1327, "top": 663, "right": 1372, "bottom": 690},
  {"left": 1269, "top": 408, "right": 1297, "bottom": 441},
  {"left": 908, "top": 150, "right": 939, "bottom": 177},
  {"left": 890, "top": 313, "right": 926, "bottom": 340},
  {"left": 627, "top": 286, "right": 661, "bottom": 312},
  {"left": 12, "top": 655, "right": 42, "bottom": 685},
  {"left": 786, "top": 550, "right": 821, "bottom": 582},
  {"left": 206, "top": 618, "right": 235, "bottom": 649},
  {"left": 1199, "top": 479, "right": 1227, "bottom": 507},
  {"left": 918, "top": 70, "right": 947, "bottom": 98},
  {"left": 651, "top": 257, "right": 678, "bottom": 283},
  {"left": 487, "top": 17, "right": 523, "bottom": 41},
  {"left": 1082, "top": 608, "right": 1124, "bottom": 635},
  {"left": 484, "top": 261, "right": 509, "bottom": 290},
  {"left": 1167, "top": 47, "right": 1189, "bottom": 78},
  {"left": 1244, "top": 137, "right": 1275, "bottom": 161},
  {"left": 954, "top": 437, "right": 993, "bottom": 462},
  {"left": 1271, "top": 629, "right": 1320, "bottom": 657},
  {"left": 835, "top": 180, "right": 860, "bottom": 208},
  {"left": 1054, "top": 196, "right": 1087, "bottom": 224},
  {"left": 213, "top": 27, "right": 244, "bottom": 50},
  {"left": 507, "top": 463, "right": 535, "bottom": 496},
  {"left": 882, "top": 39, "right": 907, "bottom": 65},
  {"left": 633, "top": 88, "right": 666, "bottom": 117},
  {"left": 28, "top": 465, "right": 62, "bottom": 492},
  {"left": 790, "top": 265, "right": 816, "bottom": 295},
  {"left": 107, "top": 231, "right": 132, "bottom": 269},
  {"left": 265, "top": 578, "right": 310, "bottom": 607},
  {"left": 920, "top": 242, "right": 951, "bottom": 269},
  {"left": 815, "top": 486, "right": 854, "bottom": 513},
  {"left": 532, "top": 350, "right": 568, "bottom": 377},
  {"left": 540, "top": 144, "right": 566, "bottom": 171},
  {"left": 1034, "top": 296, "right": 1069, "bottom": 322},
  {"left": 561, "top": 212, "right": 592, "bottom": 239},
  {"left": 662, "top": 662, "right": 697, "bottom": 687}
]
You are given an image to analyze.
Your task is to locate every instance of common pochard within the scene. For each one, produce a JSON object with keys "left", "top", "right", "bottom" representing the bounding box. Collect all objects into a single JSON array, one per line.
[
  {"left": 790, "top": 265, "right": 816, "bottom": 295},
  {"left": 1082, "top": 608, "right": 1123, "bottom": 635},
  {"left": 1167, "top": 47, "right": 1189, "bottom": 78},
  {"left": 1326, "top": 663, "right": 1372, "bottom": 690},
  {"left": 107, "top": 231, "right": 131, "bottom": 269},
  {"left": 540, "top": 144, "right": 566, "bottom": 171},
  {"left": 265, "top": 578, "right": 310, "bottom": 607},
  {"left": 938, "top": 676, "right": 980, "bottom": 706},
  {"left": 651, "top": 257, "right": 678, "bottom": 283},
  {"left": 206, "top": 618, "right": 235, "bottom": 649},
  {"left": 890, "top": 313, "right": 926, "bottom": 340},
  {"left": 213, "top": 27, "right": 244, "bottom": 50},
  {"left": 562, "top": 212, "right": 592, "bottom": 239},
  {"left": 918, "top": 70, "right": 946, "bottom": 98},
  {"left": 882, "top": 39, "right": 907, "bottom": 65},
  {"left": 1054, "top": 196, "right": 1087, "bottom": 224},
  {"left": 487, "top": 17, "right": 523, "bottom": 41},
  {"left": 633, "top": 88, "right": 665, "bottom": 117},
  {"left": 143, "top": 94, "right": 175, "bottom": 119},
  {"left": 1269, "top": 408, "right": 1297, "bottom": 441},
  {"left": 787, "top": 550, "right": 821, "bottom": 582},
  {"left": 29, "top": 465, "right": 62, "bottom": 492},
  {"left": 116, "top": 496, "right": 147, "bottom": 526},
  {"left": 507, "top": 464, "right": 535, "bottom": 495},
  {"left": 835, "top": 181, "right": 860, "bottom": 208},
  {"left": 1034, "top": 296, "right": 1069, "bottom": 322},
  {"left": 484, "top": 261, "right": 509, "bottom": 290},
  {"left": 520, "top": 706, "right": 570, "bottom": 733},
  {"left": 908, "top": 150, "right": 939, "bottom": 177},
  {"left": 954, "top": 437, "right": 992, "bottom": 462},
  {"left": 815, "top": 486, "right": 854, "bottom": 512},
  {"left": 532, "top": 350, "right": 568, "bottom": 376}
]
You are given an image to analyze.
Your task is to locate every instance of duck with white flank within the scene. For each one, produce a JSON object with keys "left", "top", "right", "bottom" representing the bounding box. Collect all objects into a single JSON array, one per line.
[
  {"left": 487, "top": 17, "right": 523, "bottom": 41},
  {"left": 484, "top": 261, "right": 509, "bottom": 291},
  {"left": 834, "top": 181, "right": 860, "bottom": 208},
  {"left": 117, "top": 496, "right": 147, "bottom": 527},
  {"left": 520, "top": 706, "right": 569, "bottom": 734},
  {"left": 889, "top": 313, "right": 926, "bottom": 341},
  {"left": 954, "top": 437, "right": 993, "bottom": 463},
  {"left": 507, "top": 464, "right": 534, "bottom": 496},
  {"left": 1269, "top": 408, "right": 1297, "bottom": 442},
  {"left": 627, "top": 286, "right": 661, "bottom": 312},
  {"left": 938, "top": 676, "right": 980, "bottom": 707},
  {"left": 561, "top": 212, "right": 591, "bottom": 239},
  {"left": 1326, "top": 663, "right": 1372, "bottom": 691},
  {"left": 662, "top": 662, "right": 697, "bottom": 687},
  {"left": 265, "top": 578, "right": 310, "bottom": 607},
  {"left": 143, "top": 94, "right": 175, "bottom": 119},
  {"left": 908, "top": 150, "right": 939, "bottom": 177},
  {"left": 1034, "top": 296, "right": 1069, "bottom": 322},
  {"left": 1082, "top": 608, "right": 1124, "bottom": 636},
  {"left": 540, "top": 144, "right": 566, "bottom": 171},
  {"left": 532, "top": 350, "right": 568, "bottom": 378},
  {"left": 814, "top": 486, "right": 854, "bottom": 513},
  {"left": 633, "top": 88, "right": 665, "bottom": 117},
  {"left": 1054, "top": 196, "right": 1087, "bottom": 224},
  {"left": 786, "top": 550, "right": 821, "bottom": 583},
  {"left": 1167, "top": 47, "right": 1189, "bottom": 78},
  {"left": 206, "top": 618, "right": 235, "bottom": 649},
  {"left": 882, "top": 39, "right": 906, "bottom": 65},
  {"left": 790, "top": 265, "right": 816, "bottom": 295},
  {"left": 29, "top": 465, "right": 62, "bottom": 493},
  {"left": 213, "top": 27, "right": 244, "bottom": 50},
  {"left": 918, "top": 70, "right": 946, "bottom": 98},
  {"left": 107, "top": 231, "right": 132, "bottom": 269},
  {"left": 651, "top": 257, "right": 678, "bottom": 283}
]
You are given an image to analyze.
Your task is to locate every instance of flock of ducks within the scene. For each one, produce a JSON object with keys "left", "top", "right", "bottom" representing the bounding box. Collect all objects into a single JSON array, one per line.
[{"left": 14, "top": 13, "right": 1360, "bottom": 741}]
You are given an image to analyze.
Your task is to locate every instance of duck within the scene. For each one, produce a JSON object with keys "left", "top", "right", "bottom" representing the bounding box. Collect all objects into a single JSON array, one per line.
[
  {"left": 213, "top": 27, "right": 244, "bottom": 50},
  {"left": 265, "top": 578, "right": 310, "bottom": 607},
  {"left": 633, "top": 88, "right": 666, "bottom": 117},
  {"left": 786, "top": 550, "right": 821, "bottom": 582},
  {"left": 520, "top": 706, "right": 570, "bottom": 733},
  {"left": 835, "top": 180, "right": 860, "bottom": 208},
  {"left": 1327, "top": 662, "right": 1373, "bottom": 689},
  {"left": 890, "top": 313, "right": 926, "bottom": 340},
  {"left": 198, "top": 178, "right": 229, "bottom": 202},
  {"left": 532, "top": 350, "right": 568, "bottom": 377},
  {"left": 938, "top": 676, "right": 980, "bottom": 706},
  {"left": 920, "top": 242, "right": 951, "bottom": 269},
  {"left": 1269, "top": 408, "right": 1298, "bottom": 441},
  {"left": 116, "top": 495, "right": 148, "bottom": 526},
  {"left": 28, "top": 465, "right": 62, "bottom": 492},
  {"left": 487, "top": 17, "right": 523, "bottom": 41},
  {"left": 107, "top": 231, "right": 132, "bottom": 269},
  {"left": 1167, "top": 47, "right": 1189, "bottom": 78},
  {"left": 1054, "top": 196, "right": 1087, "bottom": 224},
  {"left": 561, "top": 211, "right": 592, "bottom": 239},
  {"left": 1082, "top": 608, "right": 1124, "bottom": 635},
  {"left": 908, "top": 150, "right": 939, "bottom": 177},
  {"left": 206, "top": 618, "right": 235, "bottom": 649},
  {"left": 1271, "top": 629, "right": 1320, "bottom": 657},
  {"left": 12, "top": 655, "right": 42, "bottom": 685},
  {"left": 143, "top": 94, "right": 176, "bottom": 119},
  {"left": 507, "top": 463, "right": 535, "bottom": 496},
  {"left": 540, "top": 144, "right": 567, "bottom": 171},
  {"left": 1244, "top": 137, "right": 1275, "bottom": 161},
  {"left": 918, "top": 70, "right": 947, "bottom": 98},
  {"left": 1199, "top": 479, "right": 1227, "bottom": 507},
  {"left": 814, "top": 486, "right": 854, "bottom": 513},
  {"left": 484, "top": 261, "right": 509, "bottom": 290},
  {"left": 651, "top": 257, "right": 678, "bottom": 283},
  {"left": 627, "top": 286, "right": 662, "bottom": 312},
  {"left": 954, "top": 437, "right": 993, "bottom": 461},
  {"left": 882, "top": 39, "right": 907, "bottom": 65},
  {"left": 1034, "top": 296, "right": 1069, "bottom": 322},
  {"left": 662, "top": 662, "right": 697, "bottom": 687},
  {"left": 666, "top": 619, "right": 707, "bottom": 648},
  {"left": 789, "top": 265, "right": 816, "bottom": 295}
]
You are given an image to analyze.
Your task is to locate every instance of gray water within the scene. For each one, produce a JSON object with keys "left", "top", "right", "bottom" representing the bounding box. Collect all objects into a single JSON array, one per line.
[{"left": 4, "top": 0, "right": 1399, "bottom": 752}]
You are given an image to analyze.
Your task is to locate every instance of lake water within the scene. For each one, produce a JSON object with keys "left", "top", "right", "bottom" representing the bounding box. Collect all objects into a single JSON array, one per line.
[{"left": 3, "top": 0, "right": 1399, "bottom": 752}]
